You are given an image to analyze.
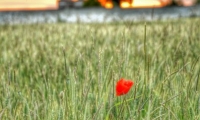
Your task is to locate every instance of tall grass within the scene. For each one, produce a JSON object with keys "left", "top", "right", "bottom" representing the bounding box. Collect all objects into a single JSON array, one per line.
[{"left": 0, "top": 18, "right": 200, "bottom": 120}]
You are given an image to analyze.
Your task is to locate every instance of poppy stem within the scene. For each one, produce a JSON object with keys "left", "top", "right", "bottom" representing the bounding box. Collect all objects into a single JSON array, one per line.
[
  {"left": 118, "top": 96, "right": 126, "bottom": 119},
  {"left": 124, "top": 96, "right": 132, "bottom": 118}
]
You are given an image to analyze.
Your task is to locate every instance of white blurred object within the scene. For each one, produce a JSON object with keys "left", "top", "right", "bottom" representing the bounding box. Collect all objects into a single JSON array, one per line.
[{"left": 74, "top": 1, "right": 84, "bottom": 7}]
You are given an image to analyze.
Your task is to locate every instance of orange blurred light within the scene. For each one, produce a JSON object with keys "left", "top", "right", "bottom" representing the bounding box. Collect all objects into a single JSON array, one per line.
[
  {"left": 105, "top": 1, "right": 113, "bottom": 9},
  {"left": 98, "top": 0, "right": 113, "bottom": 9},
  {"left": 120, "top": 0, "right": 171, "bottom": 8},
  {"left": 120, "top": 2, "right": 131, "bottom": 8}
]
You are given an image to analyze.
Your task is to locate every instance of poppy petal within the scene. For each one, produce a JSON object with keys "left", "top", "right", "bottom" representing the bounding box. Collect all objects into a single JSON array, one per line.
[{"left": 116, "top": 78, "right": 134, "bottom": 96}]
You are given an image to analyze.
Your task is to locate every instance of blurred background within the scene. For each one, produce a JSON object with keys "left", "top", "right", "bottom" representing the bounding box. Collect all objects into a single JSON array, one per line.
[{"left": 0, "top": 0, "right": 199, "bottom": 11}]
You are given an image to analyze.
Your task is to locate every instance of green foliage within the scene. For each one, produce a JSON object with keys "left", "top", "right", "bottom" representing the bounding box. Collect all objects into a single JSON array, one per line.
[
  {"left": 83, "top": 0, "right": 100, "bottom": 7},
  {"left": 0, "top": 18, "right": 200, "bottom": 120}
]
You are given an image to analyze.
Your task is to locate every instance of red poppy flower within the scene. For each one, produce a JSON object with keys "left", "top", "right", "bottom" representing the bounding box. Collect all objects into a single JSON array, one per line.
[{"left": 116, "top": 78, "right": 134, "bottom": 96}]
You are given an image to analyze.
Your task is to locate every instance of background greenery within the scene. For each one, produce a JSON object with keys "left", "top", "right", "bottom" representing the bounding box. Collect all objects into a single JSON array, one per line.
[
  {"left": 84, "top": 0, "right": 100, "bottom": 7},
  {"left": 0, "top": 18, "right": 200, "bottom": 119}
]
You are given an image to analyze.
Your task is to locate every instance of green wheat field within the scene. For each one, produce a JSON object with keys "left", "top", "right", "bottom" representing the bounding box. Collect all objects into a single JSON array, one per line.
[{"left": 0, "top": 18, "right": 200, "bottom": 120}]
